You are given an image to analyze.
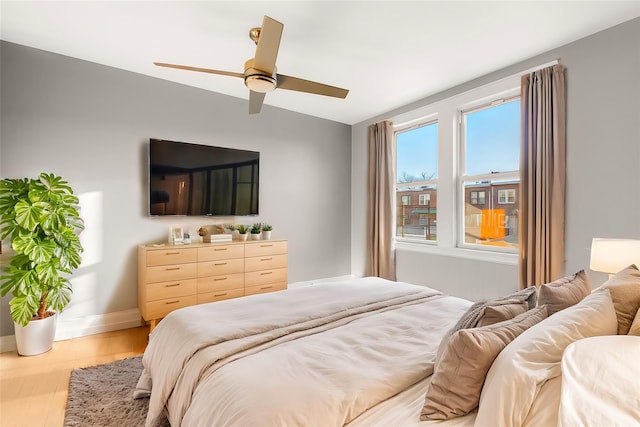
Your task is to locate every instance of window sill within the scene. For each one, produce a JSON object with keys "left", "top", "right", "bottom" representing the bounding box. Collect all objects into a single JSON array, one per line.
[{"left": 394, "top": 239, "right": 518, "bottom": 266}]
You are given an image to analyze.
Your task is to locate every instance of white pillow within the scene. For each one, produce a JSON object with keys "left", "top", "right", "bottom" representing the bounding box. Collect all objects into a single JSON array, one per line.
[{"left": 475, "top": 288, "right": 617, "bottom": 427}]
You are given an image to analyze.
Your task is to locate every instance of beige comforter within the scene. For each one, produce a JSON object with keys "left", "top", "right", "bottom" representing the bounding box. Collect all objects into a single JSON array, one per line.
[{"left": 136, "top": 277, "right": 471, "bottom": 427}]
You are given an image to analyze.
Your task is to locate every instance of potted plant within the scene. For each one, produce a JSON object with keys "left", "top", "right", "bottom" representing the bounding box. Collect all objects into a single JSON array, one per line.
[
  {"left": 223, "top": 223, "right": 237, "bottom": 240},
  {"left": 235, "top": 224, "right": 250, "bottom": 241},
  {"left": 0, "top": 173, "right": 84, "bottom": 356},
  {"left": 250, "top": 223, "right": 262, "bottom": 240},
  {"left": 261, "top": 223, "right": 273, "bottom": 240}
]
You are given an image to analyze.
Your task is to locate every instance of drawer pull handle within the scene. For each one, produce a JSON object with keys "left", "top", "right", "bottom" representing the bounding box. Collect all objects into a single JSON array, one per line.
[
  {"left": 260, "top": 244, "right": 274, "bottom": 247},
  {"left": 260, "top": 285, "right": 273, "bottom": 290},
  {"left": 165, "top": 267, "right": 181, "bottom": 271},
  {"left": 214, "top": 262, "right": 227, "bottom": 266},
  {"left": 214, "top": 292, "right": 228, "bottom": 297},
  {"left": 165, "top": 283, "right": 181, "bottom": 287},
  {"left": 214, "top": 248, "right": 228, "bottom": 251},
  {"left": 165, "top": 252, "right": 181, "bottom": 255},
  {"left": 260, "top": 272, "right": 273, "bottom": 276},
  {"left": 214, "top": 277, "right": 227, "bottom": 281},
  {"left": 165, "top": 300, "right": 180, "bottom": 305},
  {"left": 260, "top": 257, "right": 273, "bottom": 261}
]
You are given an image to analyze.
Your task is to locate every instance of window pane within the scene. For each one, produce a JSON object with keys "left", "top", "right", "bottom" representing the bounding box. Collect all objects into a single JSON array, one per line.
[
  {"left": 464, "top": 101, "right": 520, "bottom": 175},
  {"left": 396, "top": 185, "right": 437, "bottom": 241},
  {"left": 397, "top": 122, "right": 438, "bottom": 183},
  {"left": 463, "top": 181, "right": 519, "bottom": 248}
]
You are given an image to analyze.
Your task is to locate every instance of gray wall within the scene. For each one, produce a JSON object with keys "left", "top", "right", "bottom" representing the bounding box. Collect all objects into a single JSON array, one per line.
[
  {"left": 352, "top": 18, "right": 640, "bottom": 301},
  {"left": 0, "top": 42, "right": 352, "bottom": 337}
]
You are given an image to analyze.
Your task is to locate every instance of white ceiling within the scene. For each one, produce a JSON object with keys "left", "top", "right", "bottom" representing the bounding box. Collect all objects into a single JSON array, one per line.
[{"left": 2, "top": 1, "right": 639, "bottom": 125}]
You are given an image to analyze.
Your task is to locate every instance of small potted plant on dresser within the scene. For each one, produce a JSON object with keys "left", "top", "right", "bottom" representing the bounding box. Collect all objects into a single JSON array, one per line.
[
  {"left": 235, "top": 224, "right": 250, "bottom": 241},
  {"left": 0, "top": 173, "right": 84, "bottom": 356},
  {"left": 261, "top": 223, "right": 273, "bottom": 240},
  {"left": 250, "top": 223, "right": 262, "bottom": 240}
]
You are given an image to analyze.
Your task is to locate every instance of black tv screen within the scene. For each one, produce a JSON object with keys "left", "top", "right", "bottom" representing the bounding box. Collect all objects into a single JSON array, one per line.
[{"left": 148, "top": 139, "right": 259, "bottom": 216}]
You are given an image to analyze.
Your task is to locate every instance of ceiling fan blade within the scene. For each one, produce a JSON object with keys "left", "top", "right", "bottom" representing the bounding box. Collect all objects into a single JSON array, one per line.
[
  {"left": 276, "top": 74, "right": 349, "bottom": 99},
  {"left": 249, "top": 90, "right": 266, "bottom": 114},
  {"left": 253, "top": 16, "right": 283, "bottom": 75},
  {"left": 154, "top": 62, "right": 244, "bottom": 79}
]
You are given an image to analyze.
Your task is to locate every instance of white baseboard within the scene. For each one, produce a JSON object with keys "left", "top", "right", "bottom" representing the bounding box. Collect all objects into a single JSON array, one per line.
[
  {"left": 288, "top": 274, "right": 355, "bottom": 289},
  {"left": 0, "top": 308, "right": 142, "bottom": 354}
]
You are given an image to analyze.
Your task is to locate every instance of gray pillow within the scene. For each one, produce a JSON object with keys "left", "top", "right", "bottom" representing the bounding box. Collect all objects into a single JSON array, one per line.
[
  {"left": 435, "top": 286, "right": 537, "bottom": 367},
  {"left": 538, "top": 270, "right": 591, "bottom": 315}
]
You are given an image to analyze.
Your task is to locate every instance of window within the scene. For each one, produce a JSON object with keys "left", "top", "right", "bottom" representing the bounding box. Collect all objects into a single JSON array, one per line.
[
  {"left": 460, "top": 98, "right": 520, "bottom": 250},
  {"left": 395, "top": 120, "right": 438, "bottom": 241},
  {"left": 498, "top": 189, "right": 516, "bottom": 204},
  {"left": 392, "top": 70, "right": 523, "bottom": 260},
  {"left": 470, "top": 191, "right": 486, "bottom": 205}
]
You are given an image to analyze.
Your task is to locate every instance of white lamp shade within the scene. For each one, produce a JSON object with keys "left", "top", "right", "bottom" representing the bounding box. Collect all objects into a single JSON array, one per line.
[{"left": 590, "top": 238, "right": 640, "bottom": 274}]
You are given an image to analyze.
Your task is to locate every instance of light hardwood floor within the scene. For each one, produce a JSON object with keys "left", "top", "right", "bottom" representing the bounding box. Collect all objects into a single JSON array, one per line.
[{"left": 0, "top": 326, "right": 149, "bottom": 427}]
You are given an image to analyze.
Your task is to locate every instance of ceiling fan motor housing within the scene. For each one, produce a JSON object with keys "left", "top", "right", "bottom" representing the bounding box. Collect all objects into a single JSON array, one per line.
[{"left": 244, "top": 59, "right": 277, "bottom": 93}]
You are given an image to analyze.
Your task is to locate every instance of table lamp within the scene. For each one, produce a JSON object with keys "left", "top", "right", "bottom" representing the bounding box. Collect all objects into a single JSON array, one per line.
[{"left": 590, "top": 238, "right": 640, "bottom": 278}]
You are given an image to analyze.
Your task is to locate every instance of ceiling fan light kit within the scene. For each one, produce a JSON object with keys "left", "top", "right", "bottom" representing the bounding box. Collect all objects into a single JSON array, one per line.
[
  {"left": 244, "top": 59, "right": 277, "bottom": 93},
  {"left": 154, "top": 15, "right": 348, "bottom": 114}
]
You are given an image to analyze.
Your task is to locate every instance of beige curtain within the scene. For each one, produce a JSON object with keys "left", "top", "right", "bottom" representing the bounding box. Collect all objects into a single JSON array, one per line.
[
  {"left": 367, "top": 120, "right": 396, "bottom": 280},
  {"left": 519, "top": 64, "right": 566, "bottom": 288}
]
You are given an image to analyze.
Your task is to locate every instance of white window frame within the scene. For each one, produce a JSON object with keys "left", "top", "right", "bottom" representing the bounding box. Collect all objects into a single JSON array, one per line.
[
  {"left": 394, "top": 116, "right": 439, "bottom": 245},
  {"left": 458, "top": 94, "right": 520, "bottom": 254},
  {"left": 498, "top": 188, "right": 516, "bottom": 204},
  {"left": 392, "top": 72, "right": 528, "bottom": 265}
]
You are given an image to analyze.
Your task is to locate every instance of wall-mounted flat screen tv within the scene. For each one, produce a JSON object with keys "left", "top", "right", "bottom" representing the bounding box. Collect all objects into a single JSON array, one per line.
[{"left": 148, "top": 138, "right": 259, "bottom": 216}]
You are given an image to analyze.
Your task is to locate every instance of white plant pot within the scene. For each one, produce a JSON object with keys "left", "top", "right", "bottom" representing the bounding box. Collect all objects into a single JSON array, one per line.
[
  {"left": 238, "top": 233, "right": 248, "bottom": 241},
  {"left": 262, "top": 230, "right": 272, "bottom": 240},
  {"left": 14, "top": 313, "right": 57, "bottom": 356},
  {"left": 251, "top": 233, "right": 261, "bottom": 240}
]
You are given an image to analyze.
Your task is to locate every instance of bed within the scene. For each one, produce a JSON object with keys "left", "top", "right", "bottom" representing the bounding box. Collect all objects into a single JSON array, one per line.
[{"left": 135, "top": 265, "right": 640, "bottom": 427}]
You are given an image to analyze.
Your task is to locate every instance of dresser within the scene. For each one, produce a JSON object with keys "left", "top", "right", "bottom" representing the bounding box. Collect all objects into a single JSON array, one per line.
[{"left": 138, "top": 239, "right": 288, "bottom": 331}]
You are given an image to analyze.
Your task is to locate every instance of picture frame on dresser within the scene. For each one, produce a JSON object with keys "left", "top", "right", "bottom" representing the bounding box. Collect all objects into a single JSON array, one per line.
[{"left": 170, "top": 226, "right": 184, "bottom": 244}]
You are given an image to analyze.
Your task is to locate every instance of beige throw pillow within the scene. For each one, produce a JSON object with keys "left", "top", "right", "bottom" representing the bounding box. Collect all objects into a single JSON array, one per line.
[
  {"left": 421, "top": 305, "right": 549, "bottom": 421},
  {"left": 599, "top": 264, "right": 640, "bottom": 334},
  {"left": 435, "top": 287, "right": 537, "bottom": 368},
  {"left": 538, "top": 270, "right": 591, "bottom": 315},
  {"left": 477, "top": 302, "right": 529, "bottom": 327},
  {"left": 629, "top": 308, "right": 640, "bottom": 336}
]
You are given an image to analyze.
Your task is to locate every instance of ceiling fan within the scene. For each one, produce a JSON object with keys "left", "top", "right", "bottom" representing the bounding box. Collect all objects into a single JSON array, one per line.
[{"left": 154, "top": 15, "right": 349, "bottom": 114}]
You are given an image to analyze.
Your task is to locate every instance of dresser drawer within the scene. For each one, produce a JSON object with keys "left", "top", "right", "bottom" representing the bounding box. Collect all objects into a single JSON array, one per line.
[
  {"left": 197, "top": 288, "right": 245, "bottom": 304},
  {"left": 146, "top": 278, "right": 197, "bottom": 302},
  {"left": 245, "top": 253, "right": 287, "bottom": 272},
  {"left": 244, "top": 268, "right": 288, "bottom": 287},
  {"left": 245, "top": 282, "right": 287, "bottom": 296},
  {"left": 145, "top": 295, "right": 197, "bottom": 319},
  {"left": 198, "top": 273, "right": 244, "bottom": 293},
  {"left": 198, "top": 258, "right": 244, "bottom": 277},
  {"left": 198, "top": 244, "right": 245, "bottom": 262},
  {"left": 145, "top": 263, "right": 197, "bottom": 284},
  {"left": 245, "top": 241, "right": 288, "bottom": 257},
  {"left": 146, "top": 247, "right": 197, "bottom": 266}
]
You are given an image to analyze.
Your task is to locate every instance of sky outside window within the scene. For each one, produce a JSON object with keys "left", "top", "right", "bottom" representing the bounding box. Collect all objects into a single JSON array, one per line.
[
  {"left": 396, "top": 122, "right": 438, "bottom": 183},
  {"left": 465, "top": 100, "right": 520, "bottom": 175}
]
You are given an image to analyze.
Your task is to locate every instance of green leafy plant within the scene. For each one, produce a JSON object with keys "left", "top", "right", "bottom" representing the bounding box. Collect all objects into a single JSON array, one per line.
[
  {"left": 235, "top": 224, "right": 250, "bottom": 234},
  {"left": 250, "top": 223, "right": 262, "bottom": 234},
  {"left": 261, "top": 223, "right": 273, "bottom": 231},
  {"left": 0, "top": 173, "right": 84, "bottom": 326},
  {"left": 224, "top": 223, "right": 237, "bottom": 232}
]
